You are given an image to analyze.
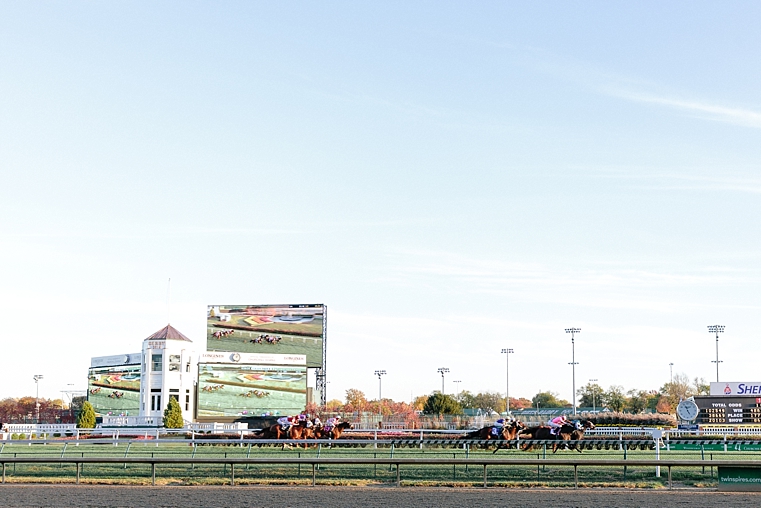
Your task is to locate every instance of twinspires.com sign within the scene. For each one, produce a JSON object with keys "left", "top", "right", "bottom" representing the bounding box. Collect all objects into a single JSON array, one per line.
[
  {"left": 718, "top": 467, "right": 761, "bottom": 491},
  {"left": 710, "top": 382, "right": 761, "bottom": 396}
]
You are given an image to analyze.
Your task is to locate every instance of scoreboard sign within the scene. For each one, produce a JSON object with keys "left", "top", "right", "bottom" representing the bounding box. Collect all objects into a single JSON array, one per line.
[{"left": 695, "top": 396, "right": 761, "bottom": 424}]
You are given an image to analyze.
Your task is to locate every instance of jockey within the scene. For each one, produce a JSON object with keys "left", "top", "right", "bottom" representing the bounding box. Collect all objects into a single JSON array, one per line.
[
  {"left": 547, "top": 415, "right": 570, "bottom": 435},
  {"left": 313, "top": 417, "right": 322, "bottom": 427},
  {"left": 324, "top": 417, "right": 338, "bottom": 432},
  {"left": 277, "top": 416, "right": 291, "bottom": 430},
  {"left": 491, "top": 418, "right": 506, "bottom": 436}
]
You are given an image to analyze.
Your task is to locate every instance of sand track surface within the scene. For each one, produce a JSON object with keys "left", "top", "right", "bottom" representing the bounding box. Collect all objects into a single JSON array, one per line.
[{"left": 2, "top": 485, "right": 761, "bottom": 508}]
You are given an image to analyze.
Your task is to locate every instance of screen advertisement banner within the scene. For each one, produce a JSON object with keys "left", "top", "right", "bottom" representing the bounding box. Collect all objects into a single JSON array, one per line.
[
  {"left": 207, "top": 304, "right": 324, "bottom": 368},
  {"left": 87, "top": 365, "right": 141, "bottom": 416},
  {"left": 197, "top": 363, "right": 307, "bottom": 418}
]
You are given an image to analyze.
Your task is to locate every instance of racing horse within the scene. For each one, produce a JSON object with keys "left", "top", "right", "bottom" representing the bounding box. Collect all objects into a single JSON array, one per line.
[
  {"left": 252, "top": 420, "right": 313, "bottom": 448},
  {"left": 314, "top": 421, "right": 352, "bottom": 440},
  {"left": 519, "top": 419, "right": 595, "bottom": 453},
  {"left": 252, "top": 423, "right": 288, "bottom": 440},
  {"left": 490, "top": 419, "right": 528, "bottom": 452},
  {"left": 464, "top": 420, "right": 526, "bottom": 448}
]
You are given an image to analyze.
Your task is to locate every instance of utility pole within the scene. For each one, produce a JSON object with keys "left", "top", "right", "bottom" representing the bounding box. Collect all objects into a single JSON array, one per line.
[
  {"left": 565, "top": 328, "right": 581, "bottom": 415},
  {"left": 501, "top": 348, "right": 514, "bottom": 414},
  {"left": 34, "top": 374, "right": 44, "bottom": 423},
  {"left": 437, "top": 367, "right": 449, "bottom": 394},
  {"left": 708, "top": 325, "right": 724, "bottom": 382},
  {"left": 374, "top": 370, "right": 386, "bottom": 401}
]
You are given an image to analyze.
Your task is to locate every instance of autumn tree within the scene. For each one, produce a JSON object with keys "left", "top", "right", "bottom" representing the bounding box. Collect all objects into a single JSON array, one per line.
[
  {"left": 531, "top": 391, "right": 570, "bottom": 408},
  {"left": 693, "top": 377, "right": 709, "bottom": 395},
  {"left": 344, "top": 389, "right": 367, "bottom": 412},
  {"left": 412, "top": 395, "right": 428, "bottom": 411},
  {"left": 325, "top": 399, "right": 343, "bottom": 411},
  {"left": 625, "top": 389, "right": 651, "bottom": 413},
  {"left": 603, "top": 385, "right": 627, "bottom": 412},
  {"left": 510, "top": 397, "right": 533, "bottom": 410},
  {"left": 423, "top": 393, "right": 462, "bottom": 415},
  {"left": 577, "top": 382, "right": 605, "bottom": 409}
]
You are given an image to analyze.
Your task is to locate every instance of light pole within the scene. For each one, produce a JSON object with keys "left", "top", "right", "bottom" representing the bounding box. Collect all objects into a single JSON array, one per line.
[
  {"left": 501, "top": 348, "right": 514, "bottom": 414},
  {"left": 437, "top": 367, "right": 449, "bottom": 394},
  {"left": 669, "top": 363, "right": 674, "bottom": 385},
  {"left": 453, "top": 380, "right": 461, "bottom": 397},
  {"left": 374, "top": 370, "right": 386, "bottom": 401},
  {"left": 589, "top": 379, "right": 598, "bottom": 413},
  {"left": 33, "top": 374, "right": 44, "bottom": 423},
  {"left": 565, "top": 328, "right": 581, "bottom": 415},
  {"left": 708, "top": 325, "right": 724, "bottom": 382}
]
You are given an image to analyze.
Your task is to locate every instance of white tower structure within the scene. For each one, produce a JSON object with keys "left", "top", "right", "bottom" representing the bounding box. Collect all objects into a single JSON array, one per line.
[{"left": 139, "top": 324, "right": 197, "bottom": 423}]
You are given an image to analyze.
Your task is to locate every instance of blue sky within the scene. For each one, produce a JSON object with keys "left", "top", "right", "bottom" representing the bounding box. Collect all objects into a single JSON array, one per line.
[{"left": 1, "top": 2, "right": 760, "bottom": 405}]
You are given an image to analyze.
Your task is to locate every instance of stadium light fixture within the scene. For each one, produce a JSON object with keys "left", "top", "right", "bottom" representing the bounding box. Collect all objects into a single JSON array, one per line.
[
  {"left": 437, "top": 367, "right": 450, "bottom": 394},
  {"left": 565, "top": 328, "right": 581, "bottom": 415},
  {"left": 708, "top": 325, "right": 725, "bottom": 382},
  {"left": 33, "top": 374, "right": 44, "bottom": 423},
  {"left": 374, "top": 370, "right": 386, "bottom": 401},
  {"left": 501, "top": 348, "right": 514, "bottom": 414}
]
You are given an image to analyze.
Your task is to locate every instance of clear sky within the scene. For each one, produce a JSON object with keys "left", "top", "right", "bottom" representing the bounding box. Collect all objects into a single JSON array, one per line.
[{"left": 1, "top": 2, "right": 760, "bottom": 405}]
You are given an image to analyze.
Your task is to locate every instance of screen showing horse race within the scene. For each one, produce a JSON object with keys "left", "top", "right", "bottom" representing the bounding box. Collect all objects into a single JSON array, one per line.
[
  {"left": 87, "top": 365, "right": 141, "bottom": 417},
  {"left": 196, "top": 363, "right": 307, "bottom": 418},
  {"left": 206, "top": 304, "right": 325, "bottom": 368}
]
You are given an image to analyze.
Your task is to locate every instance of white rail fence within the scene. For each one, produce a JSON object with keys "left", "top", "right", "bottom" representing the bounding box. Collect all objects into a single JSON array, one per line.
[{"left": 4, "top": 422, "right": 761, "bottom": 442}]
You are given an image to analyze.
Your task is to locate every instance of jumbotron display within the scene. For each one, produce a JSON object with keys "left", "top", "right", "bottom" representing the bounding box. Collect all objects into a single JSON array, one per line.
[
  {"left": 87, "top": 365, "right": 141, "bottom": 417},
  {"left": 196, "top": 363, "right": 307, "bottom": 418},
  {"left": 206, "top": 304, "right": 325, "bottom": 368}
]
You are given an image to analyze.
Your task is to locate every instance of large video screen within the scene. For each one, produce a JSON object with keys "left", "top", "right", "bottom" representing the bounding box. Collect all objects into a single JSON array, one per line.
[
  {"left": 197, "top": 363, "right": 307, "bottom": 418},
  {"left": 87, "top": 365, "right": 141, "bottom": 417},
  {"left": 207, "top": 304, "right": 324, "bottom": 368}
]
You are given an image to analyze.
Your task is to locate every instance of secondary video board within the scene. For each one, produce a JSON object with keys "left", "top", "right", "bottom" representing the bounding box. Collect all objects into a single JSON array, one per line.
[
  {"left": 196, "top": 363, "right": 307, "bottom": 418},
  {"left": 206, "top": 304, "right": 324, "bottom": 368},
  {"left": 87, "top": 365, "right": 141, "bottom": 417}
]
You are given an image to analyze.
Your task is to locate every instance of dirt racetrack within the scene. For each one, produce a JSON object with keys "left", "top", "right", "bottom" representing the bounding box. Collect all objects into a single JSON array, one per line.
[{"left": 2, "top": 485, "right": 761, "bottom": 508}]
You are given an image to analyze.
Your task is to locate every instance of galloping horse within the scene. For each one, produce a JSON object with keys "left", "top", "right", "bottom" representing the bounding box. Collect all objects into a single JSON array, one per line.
[
  {"left": 323, "top": 422, "right": 351, "bottom": 439},
  {"left": 252, "top": 424, "right": 288, "bottom": 440},
  {"left": 464, "top": 420, "right": 526, "bottom": 448},
  {"left": 491, "top": 420, "right": 528, "bottom": 452},
  {"left": 519, "top": 420, "right": 595, "bottom": 453},
  {"left": 289, "top": 421, "right": 315, "bottom": 440},
  {"left": 253, "top": 421, "right": 313, "bottom": 448}
]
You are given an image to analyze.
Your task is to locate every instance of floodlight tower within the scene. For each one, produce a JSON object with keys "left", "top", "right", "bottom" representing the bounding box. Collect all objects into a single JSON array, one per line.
[
  {"left": 437, "top": 367, "right": 449, "bottom": 394},
  {"left": 501, "top": 348, "right": 514, "bottom": 414},
  {"left": 33, "top": 374, "right": 44, "bottom": 423},
  {"left": 669, "top": 363, "right": 674, "bottom": 384},
  {"left": 453, "top": 380, "right": 461, "bottom": 396},
  {"left": 374, "top": 370, "right": 386, "bottom": 401},
  {"left": 589, "top": 379, "right": 598, "bottom": 413},
  {"left": 565, "top": 328, "right": 581, "bottom": 415},
  {"left": 708, "top": 325, "right": 725, "bottom": 382}
]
